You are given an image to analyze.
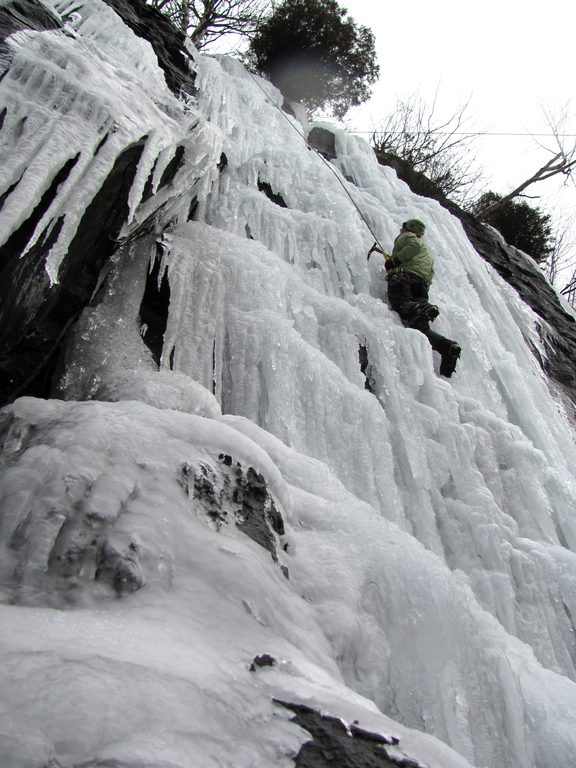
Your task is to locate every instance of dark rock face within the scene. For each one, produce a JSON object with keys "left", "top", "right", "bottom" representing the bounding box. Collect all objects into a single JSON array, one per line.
[
  {"left": 276, "top": 701, "right": 422, "bottom": 768},
  {"left": 0, "top": 155, "right": 80, "bottom": 272},
  {"left": 0, "top": 139, "right": 146, "bottom": 405},
  {"left": 0, "top": 0, "right": 196, "bottom": 407},
  {"left": 0, "top": 0, "right": 61, "bottom": 62},
  {"left": 234, "top": 463, "right": 286, "bottom": 560},
  {"left": 376, "top": 150, "right": 576, "bottom": 408},
  {"left": 358, "top": 344, "right": 373, "bottom": 393},
  {"left": 249, "top": 653, "right": 277, "bottom": 671},
  {"left": 142, "top": 144, "right": 188, "bottom": 204},
  {"left": 184, "top": 454, "right": 287, "bottom": 569},
  {"left": 307, "top": 126, "right": 337, "bottom": 160},
  {"left": 56, "top": 140, "right": 147, "bottom": 308},
  {"left": 258, "top": 179, "right": 288, "bottom": 208},
  {"left": 139, "top": 252, "right": 171, "bottom": 367},
  {"left": 101, "top": 0, "right": 196, "bottom": 97}
]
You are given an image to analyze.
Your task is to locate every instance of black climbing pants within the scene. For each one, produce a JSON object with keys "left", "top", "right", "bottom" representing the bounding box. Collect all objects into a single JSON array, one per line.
[{"left": 387, "top": 272, "right": 454, "bottom": 356}]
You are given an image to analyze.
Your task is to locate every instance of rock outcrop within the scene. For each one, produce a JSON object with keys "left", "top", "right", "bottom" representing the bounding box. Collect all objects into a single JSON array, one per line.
[{"left": 0, "top": 0, "right": 194, "bottom": 406}]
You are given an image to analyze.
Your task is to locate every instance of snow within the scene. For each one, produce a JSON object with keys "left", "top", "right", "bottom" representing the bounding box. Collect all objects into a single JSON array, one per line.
[{"left": 1, "top": 2, "right": 576, "bottom": 767}]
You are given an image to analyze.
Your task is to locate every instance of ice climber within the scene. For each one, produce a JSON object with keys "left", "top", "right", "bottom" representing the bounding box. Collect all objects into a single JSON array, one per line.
[{"left": 370, "top": 219, "right": 461, "bottom": 378}]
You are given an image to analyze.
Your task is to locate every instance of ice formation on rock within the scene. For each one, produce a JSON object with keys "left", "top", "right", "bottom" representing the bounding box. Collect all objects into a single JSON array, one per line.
[{"left": 1, "top": 2, "right": 576, "bottom": 767}]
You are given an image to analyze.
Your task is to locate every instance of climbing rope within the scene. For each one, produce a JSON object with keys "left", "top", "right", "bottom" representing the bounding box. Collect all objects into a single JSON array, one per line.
[{"left": 245, "top": 69, "right": 387, "bottom": 254}]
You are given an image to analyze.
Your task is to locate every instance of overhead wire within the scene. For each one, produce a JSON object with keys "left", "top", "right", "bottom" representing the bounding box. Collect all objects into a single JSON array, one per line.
[{"left": 348, "top": 130, "right": 576, "bottom": 138}]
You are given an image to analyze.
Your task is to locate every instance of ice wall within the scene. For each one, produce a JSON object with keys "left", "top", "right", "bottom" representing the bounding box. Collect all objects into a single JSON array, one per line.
[{"left": 2, "top": 2, "right": 576, "bottom": 767}]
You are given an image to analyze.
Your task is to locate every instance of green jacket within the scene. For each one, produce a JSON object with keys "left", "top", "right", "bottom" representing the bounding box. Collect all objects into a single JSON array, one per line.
[{"left": 389, "top": 231, "right": 435, "bottom": 287}]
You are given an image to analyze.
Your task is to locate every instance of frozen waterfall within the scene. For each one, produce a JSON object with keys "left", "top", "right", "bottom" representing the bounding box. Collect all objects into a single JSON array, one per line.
[{"left": 1, "top": 2, "right": 576, "bottom": 767}]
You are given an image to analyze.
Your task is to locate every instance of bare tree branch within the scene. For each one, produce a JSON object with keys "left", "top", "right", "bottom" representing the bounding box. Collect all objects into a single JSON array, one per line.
[
  {"left": 478, "top": 153, "right": 576, "bottom": 218},
  {"left": 148, "top": 0, "right": 270, "bottom": 49},
  {"left": 544, "top": 209, "right": 576, "bottom": 286},
  {"left": 560, "top": 268, "right": 576, "bottom": 311},
  {"left": 370, "top": 92, "right": 484, "bottom": 204},
  {"left": 478, "top": 105, "right": 576, "bottom": 219}
]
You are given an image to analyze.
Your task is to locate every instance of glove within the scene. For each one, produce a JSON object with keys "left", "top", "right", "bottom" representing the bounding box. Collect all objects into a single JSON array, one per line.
[{"left": 384, "top": 258, "right": 397, "bottom": 271}]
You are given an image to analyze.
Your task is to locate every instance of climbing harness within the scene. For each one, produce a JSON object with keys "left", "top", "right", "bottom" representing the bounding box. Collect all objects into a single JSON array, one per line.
[{"left": 245, "top": 70, "right": 387, "bottom": 255}]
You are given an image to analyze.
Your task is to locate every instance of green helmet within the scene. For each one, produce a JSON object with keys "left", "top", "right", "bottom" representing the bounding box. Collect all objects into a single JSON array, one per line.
[{"left": 403, "top": 218, "right": 426, "bottom": 236}]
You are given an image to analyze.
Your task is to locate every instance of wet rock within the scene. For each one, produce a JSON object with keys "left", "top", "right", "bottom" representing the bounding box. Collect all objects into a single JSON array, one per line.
[
  {"left": 0, "top": 138, "right": 146, "bottom": 406},
  {"left": 101, "top": 0, "right": 196, "bottom": 98},
  {"left": 234, "top": 464, "right": 285, "bottom": 552},
  {"left": 0, "top": 0, "right": 197, "bottom": 407},
  {"left": 0, "top": 155, "right": 80, "bottom": 272},
  {"left": 308, "top": 126, "right": 337, "bottom": 160},
  {"left": 358, "top": 344, "right": 373, "bottom": 393},
  {"left": 258, "top": 179, "right": 288, "bottom": 208},
  {"left": 0, "top": 0, "right": 61, "bottom": 64},
  {"left": 275, "top": 701, "right": 426, "bottom": 768},
  {"left": 249, "top": 653, "right": 276, "bottom": 671},
  {"left": 189, "top": 455, "right": 287, "bottom": 566},
  {"left": 139, "top": 255, "right": 171, "bottom": 367},
  {"left": 141, "top": 145, "right": 188, "bottom": 204},
  {"left": 192, "top": 462, "right": 225, "bottom": 523}
]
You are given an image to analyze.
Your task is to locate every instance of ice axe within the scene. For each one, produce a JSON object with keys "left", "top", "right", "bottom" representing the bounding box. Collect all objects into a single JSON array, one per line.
[{"left": 367, "top": 241, "right": 386, "bottom": 261}]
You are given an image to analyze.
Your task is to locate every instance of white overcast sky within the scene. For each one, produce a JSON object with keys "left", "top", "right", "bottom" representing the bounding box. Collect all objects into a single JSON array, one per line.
[{"left": 341, "top": 0, "right": 575, "bottom": 209}]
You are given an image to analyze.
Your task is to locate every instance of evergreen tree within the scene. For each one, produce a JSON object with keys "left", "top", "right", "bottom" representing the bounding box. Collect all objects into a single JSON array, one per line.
[
  {"left": 474, "top": 192, "right": 554, "bottom": 263},
  {"left": 247, "top": 0, "right": 379, "bottom": 119}
]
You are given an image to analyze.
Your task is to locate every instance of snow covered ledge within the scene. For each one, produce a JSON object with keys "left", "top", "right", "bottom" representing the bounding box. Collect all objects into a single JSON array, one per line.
[{"left": 0, "top": 395, "right": 474, "bottom": 768}]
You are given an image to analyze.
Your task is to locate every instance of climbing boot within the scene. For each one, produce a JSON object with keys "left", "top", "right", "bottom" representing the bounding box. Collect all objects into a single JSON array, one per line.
[
  {"left": 406, "top": 303, "right": 439, "bottom": 328},
  {"left": 439, "top": 342, "right": 461, "bottom": 378}
]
